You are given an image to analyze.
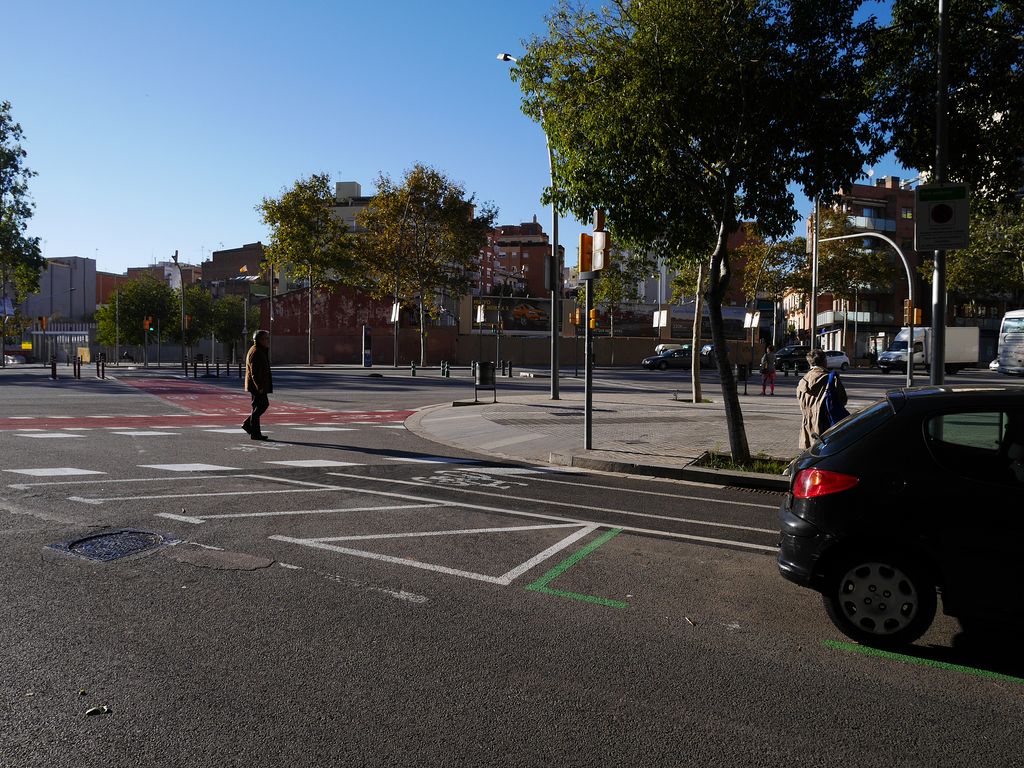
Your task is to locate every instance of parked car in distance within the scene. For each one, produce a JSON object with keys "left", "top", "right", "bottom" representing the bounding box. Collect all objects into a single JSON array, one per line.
[
  {"left": 778, "top": 386, "right": 1024, "bottom": 648},
  {"left": 774, "top": 345, "right": 811, "bottom": 372},
  {"left": 699, "top": 343, "right": 718, "bottom": 368},
  {"left": 4, "top": 354, "right": 26, "bottom": 365},
  {"left": 642, "top": 348, "right": 691, "bottom": 370},
  {"left": 824, "top": 350, "right": 850, "bottom": 370},
  {"left": 654, "top": 343, "right": 688, "bottom": 355},
  {"left": 990, "top": 359, "right": 1000, "bottom": 372}
]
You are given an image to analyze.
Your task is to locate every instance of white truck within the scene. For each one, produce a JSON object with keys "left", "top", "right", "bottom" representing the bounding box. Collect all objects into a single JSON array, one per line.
[{"left": 877, "top": 326, "right": 980, "bottom": 375}]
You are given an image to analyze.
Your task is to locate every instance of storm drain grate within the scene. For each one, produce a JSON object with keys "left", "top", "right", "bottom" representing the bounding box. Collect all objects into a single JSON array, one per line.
[{"left": 51, "top": 530, "right": 174, "bottom": 562}]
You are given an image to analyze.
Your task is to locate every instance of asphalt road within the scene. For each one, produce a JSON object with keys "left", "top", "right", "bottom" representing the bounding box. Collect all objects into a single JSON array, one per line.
[{"left": 2, "top": 365, "right": 1022, "bottom": 767}]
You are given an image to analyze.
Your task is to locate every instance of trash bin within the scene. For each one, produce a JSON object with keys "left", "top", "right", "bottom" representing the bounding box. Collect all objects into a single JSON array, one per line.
[
  {"left": 474, "top": 361, "right": 496, "bottom": 403},
  {"left": 476, "top": 361, "right": 496, "bottom": 387},
  {"left": 736, "top": 363, "right": 748, "bottom": 381}
]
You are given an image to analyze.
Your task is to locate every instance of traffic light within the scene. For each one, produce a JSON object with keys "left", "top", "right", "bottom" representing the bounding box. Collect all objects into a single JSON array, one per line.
[
  {"left": 579, "top": 233, "right": 593, "bottom": 272},
  {"left": 38, "top": 316, "right": 47, "bottom": 331},
  {"left": 589, "top": 308, "right": 599, "bottom": 329},
  {"left": 143, "top": 317, "right": 151, "bottom": 332},
  {"left": 185, "top": 315, "right": 192, "bottom": 330},
  {"left": 914, "top": 308, "right": 922, "bottom": 325},
  {"left": 903, "top": 299, "right": 912, "bottom": 325}
]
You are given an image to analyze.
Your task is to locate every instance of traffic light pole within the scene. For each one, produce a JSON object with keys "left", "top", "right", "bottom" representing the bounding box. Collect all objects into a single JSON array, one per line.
[{"left": 584, "top": 275, "right": 594, "bottom": 450}]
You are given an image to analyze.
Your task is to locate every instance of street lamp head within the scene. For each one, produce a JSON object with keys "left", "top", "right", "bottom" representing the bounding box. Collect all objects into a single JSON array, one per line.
[{"left": 497, "top": 53, "right": 517, "bottom": 63}]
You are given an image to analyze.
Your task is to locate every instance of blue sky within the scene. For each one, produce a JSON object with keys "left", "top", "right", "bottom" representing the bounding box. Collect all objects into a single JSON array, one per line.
[{"left": 7, "top": 0, "right": 907, "bottom": 274}]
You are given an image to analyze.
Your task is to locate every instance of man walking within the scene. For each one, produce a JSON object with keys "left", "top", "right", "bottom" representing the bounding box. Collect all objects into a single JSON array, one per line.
[
  {"left": 242, "top": 330, "right": 272, "bottom": 441},
  {"left": 760, "top": 344, "right": 776, "bottom": 396},
  {"left": 796, "top": 349, "right": 846, "bottom": 450}
]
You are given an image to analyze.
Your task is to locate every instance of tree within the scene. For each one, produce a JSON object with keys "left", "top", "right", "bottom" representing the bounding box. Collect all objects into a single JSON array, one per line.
[
  {"left": 815, "top": 209, "right": 896, "bottom": 305},
  {"left": 1, "top": 101, "right": 44, "bottom": 364},
  {"left": 258, "top": 173, "right": 354, "bottom": 365},
  {"left": 738, "top": 231, "right": 809, "bottom": 348},
  {"left": 212, "top": 295, "right": 261, "bottom": 364},
  {"left": 923, "top": 205, "right": 1024, "bottom": 306},
  {"left": 866, "top": 0, "right": 1024, "bottom": 206},
  {"left": 95, "top": 277, "right": 176, "bottom": 361},
  {"left": 356, "top": 164, "right": 496, "bottom": 365},
  {"left": 593, "top": 249, "right": 651, "bottom": 337},
  {"left": 516, "top": 0, "right": 875, "bottom": 462}
]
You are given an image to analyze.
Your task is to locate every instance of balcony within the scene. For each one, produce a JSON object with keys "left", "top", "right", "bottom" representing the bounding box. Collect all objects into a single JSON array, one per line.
[
  {"left": 847, "top": 215, "right": 897, "bottom": 233},
  {"left": 816, "top": 310, "right": 895, "bottom": 326}
]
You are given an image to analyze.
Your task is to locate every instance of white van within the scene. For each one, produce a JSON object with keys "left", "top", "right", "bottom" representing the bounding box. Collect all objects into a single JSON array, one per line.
[{"left": 997, "top": 309, "right": 1024, "bottom": 375}]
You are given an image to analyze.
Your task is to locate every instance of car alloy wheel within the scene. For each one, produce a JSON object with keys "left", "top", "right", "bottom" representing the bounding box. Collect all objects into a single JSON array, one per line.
[
  {"left": 841, "top": 362, "right": 849, "bottom": 370},
  {"left": 822, "top": 555, "right": 936, "bottom": 648}
]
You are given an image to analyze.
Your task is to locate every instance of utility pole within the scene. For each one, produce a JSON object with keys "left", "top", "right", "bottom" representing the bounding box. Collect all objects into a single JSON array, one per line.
[
  {"left": 930, "top": 0, "right": 949, "bottom": 385},
  {"left": 811, "top": 197, "right": 820, "bottom": 349},
  {"left": 171, "top": 250, "right": 185, "bottom": 370}
]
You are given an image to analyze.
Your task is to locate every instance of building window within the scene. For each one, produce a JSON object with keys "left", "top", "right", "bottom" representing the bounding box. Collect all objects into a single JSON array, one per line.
[{"left": 901, "top": 207, "right": 913, "bottom": 219}]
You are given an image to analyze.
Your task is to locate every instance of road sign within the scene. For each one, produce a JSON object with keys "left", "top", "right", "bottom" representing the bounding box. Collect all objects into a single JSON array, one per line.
[
  {"left": 652, "top": 309, "right": 668, "bottom": 328},
  {"left": 391, "top": 302, "right": 401, "bottom": 323},
  {"left": 475, "top": 304, "right": 485, "bottom": 323},
  {"left": 915, "top": 183, "right": 969, "bottom": 251}
]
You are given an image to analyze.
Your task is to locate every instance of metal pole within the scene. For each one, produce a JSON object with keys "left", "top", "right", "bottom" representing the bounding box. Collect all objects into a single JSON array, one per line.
[
  {"left": 811, "top": 197, "right": 819, "bottom": 349},
  {"left": 931, "top": 0, "right": 949, "bottom": 385},
  {"left": 546, "top": 130, "right": 560, "bottom": 400},
  {"left": 584, "top": 277, "right": 594, "bottom": 450},
  {"left": 114, "top": 289, "right": 119, "bottom": 365},
  {"left": 820, "top": 232, "right": 915, "bottom": 388}
]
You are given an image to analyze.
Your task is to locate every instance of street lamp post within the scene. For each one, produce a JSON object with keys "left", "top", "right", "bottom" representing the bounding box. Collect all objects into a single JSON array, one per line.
[
  {"left": 498, "top": 52, "right": 560, "bottom": 400},
  {"left": 171, "top": 250, "right": 185, "bottom": 370}
]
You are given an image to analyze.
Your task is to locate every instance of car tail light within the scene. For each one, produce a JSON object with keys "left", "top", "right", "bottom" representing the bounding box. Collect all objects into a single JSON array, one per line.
[{"left": 792, "top": 468, "right": 859, "bottom": 499}]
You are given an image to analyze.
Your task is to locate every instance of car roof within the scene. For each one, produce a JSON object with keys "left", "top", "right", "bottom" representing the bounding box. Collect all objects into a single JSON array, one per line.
[{"left": 888, "top": 386, "right": 1024, "bottom": 410}]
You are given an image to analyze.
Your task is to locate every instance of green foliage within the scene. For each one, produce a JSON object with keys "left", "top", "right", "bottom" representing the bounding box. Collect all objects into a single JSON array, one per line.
[
  {"left": 355, "top": 164, "right": 496, "bottom": 363},
  {"left": 515, "top": 0, "right": 875, "bottom": 462},
  {"left": 0, "top": 101, "right": 44, "bottom": 304},
  {"left": 592, "top": 250, "right": 652, "bottom": 336},
  {"left": 922, "top": 204, "right": 1024, "bottom": 302},
  {"left": 258, "top": 173, "right": 354, "bottom": 288},
  {"left": 737, "top": 226, "right": 809, "bottom": 302},
  {"left": 95, "top": 277, "right": 176, "bottom": 347},
  {"left": 866, "top": 0, "right": 1024, "bottom": 206},
  {"left": 815, "top": 209, "right": 897, "bottom": 301},
  {"left": 212, "top": 295, "right": 260, "bottom": 346}
]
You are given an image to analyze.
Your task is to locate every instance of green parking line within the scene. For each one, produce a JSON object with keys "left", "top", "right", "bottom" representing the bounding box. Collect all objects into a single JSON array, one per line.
[
  {"left": 823, "top": 639, "right": 1024, "bottom": 685},
  {"left": 525, "top": 528, "right": 627, "bottom": 609}
]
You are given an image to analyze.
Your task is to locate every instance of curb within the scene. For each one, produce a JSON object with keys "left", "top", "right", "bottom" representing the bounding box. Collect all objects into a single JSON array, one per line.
[{"left": 549, "top": 452, "right": 789, "bottom": 492}]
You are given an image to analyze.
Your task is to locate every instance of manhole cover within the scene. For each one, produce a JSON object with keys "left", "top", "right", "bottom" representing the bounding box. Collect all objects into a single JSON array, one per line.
[{"left": 51, "top": 530, "right": 173, "bottom": 562}]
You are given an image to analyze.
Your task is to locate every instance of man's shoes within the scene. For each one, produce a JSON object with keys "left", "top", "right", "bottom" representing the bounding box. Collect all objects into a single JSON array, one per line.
[
  {"left": 250, "top": 434, "right": 269, "bottom": 441},
  {"left": 241, "top": 421, "right": 252, "bottom": 435}
]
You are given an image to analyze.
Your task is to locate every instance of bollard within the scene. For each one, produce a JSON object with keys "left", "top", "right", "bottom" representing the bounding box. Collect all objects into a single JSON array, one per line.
[
  {"left": 410, "top": 361, "right": 417, "bottom": 377},
  {"left": 507, "top": 362, "right": 513, "bottom": 378},
  {"left": 216, "top": 361, "right": 220, "bottom": 377},
  {"left": 238, "top": 361, "right": 243, "bottom": 380},
  {"left": 192, "top": 359, "right": 198, "bottom": 379},
  {"left": 50, "top": 356, "right": 57, "bottom": 380},
  {"left": 75, "top": 357, "right": 81, "bottom": 380}
]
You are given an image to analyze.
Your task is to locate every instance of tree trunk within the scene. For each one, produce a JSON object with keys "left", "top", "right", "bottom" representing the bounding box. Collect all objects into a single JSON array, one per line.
[
  {"left": 707, "top": 217, "right": 751, "bottom": 464},
  {"left": 419, "top": 299, "right": 426, "bottom": 367},
  {"left": 307, "top": 277, "right": 314, "bottom": 367},
  {"left": 690, "top": 261, "right": 704, "bottom": 404}
]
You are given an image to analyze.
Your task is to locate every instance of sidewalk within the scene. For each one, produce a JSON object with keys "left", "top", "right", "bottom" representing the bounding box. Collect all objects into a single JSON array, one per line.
[{"left": 406, "top": 388, "right": 809, "bottom": 491}]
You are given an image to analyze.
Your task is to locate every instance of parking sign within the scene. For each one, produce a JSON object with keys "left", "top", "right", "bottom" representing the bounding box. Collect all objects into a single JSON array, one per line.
[{"left": 915, "top": 183, "right": 969, "bottom": 251}]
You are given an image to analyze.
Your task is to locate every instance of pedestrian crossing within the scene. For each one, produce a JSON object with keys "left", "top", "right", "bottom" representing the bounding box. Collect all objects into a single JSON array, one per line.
[{"left": 9, "top": 422, "right": 406, "bottom": 439}]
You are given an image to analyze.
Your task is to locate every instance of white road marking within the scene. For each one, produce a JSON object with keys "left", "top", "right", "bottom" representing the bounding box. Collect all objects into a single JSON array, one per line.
[
  {"left": 15, "top": 428, "right": 44, "bottom": 431},
  {"left": 112, "top": 431, "right": 180, "bottom": 437},
  {"left": 320, "top": 475, "right": 778, "bottom": 553},
  {"left": 310, "top": 522, "right": 584, "bottom": 543},
  {"left": 18, "top": 432, "right": 83, "bottom": 438},
  {"left": 7, "top": 475, "right": 234, "bottom": 489},
  {"left": 156, "top": 512, "right": 205, "bottom": 524},
  {"left": 278, "top": 562, "right": 303, "bottom": 570},
  {"left": 69, "top": 487, "right": 341, "bottom": 504},
  {"left": 203, "top": 428, "right": 249, "bottom": 434},
  {"left": 199, "top": 503, "right": 441, "bottom": 521},
  {"left": 384, "top": 456, "right": 482, "bottom": 464},
  {"left": 288, "top": 426, "right": 356, "bottom": 432},
  {"left": 326, "top": 473, "right": 775, "bottom": 534},
  {"left": 3, "top": 468, "right": 106, "bottom": 477},
  {"left": 263, "top": 460, "right": 363, "bottom": 468},
  {"left": 498, "top": 525, "right": 598, "bottom": 583},
  {"left": 495, "top": 472, "right": 779, "bottom": 510},
  {"left": 140, "top": 463, "right": 239, "bottom": 472}
]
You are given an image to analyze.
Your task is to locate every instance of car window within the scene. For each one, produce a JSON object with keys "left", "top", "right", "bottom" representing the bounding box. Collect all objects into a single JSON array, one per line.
[
  {"left": 925, "top": 410, "right": 1024, "bottom": 486},
  {"left": 927, "top": 411, "right": 1005, "bottom": 451},
  {"left": 811, "top": 400, "right": 894, "bottom": 457}
]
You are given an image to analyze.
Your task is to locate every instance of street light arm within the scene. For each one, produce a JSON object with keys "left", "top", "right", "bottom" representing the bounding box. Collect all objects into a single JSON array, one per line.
[{"left": 818, "top": 232, "right": 915, "bottom": 388}]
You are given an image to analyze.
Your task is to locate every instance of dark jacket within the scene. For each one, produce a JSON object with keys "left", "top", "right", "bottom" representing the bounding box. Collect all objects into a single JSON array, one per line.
[{"left": 245, "top": 344, "right": 273, "bottom": 395}]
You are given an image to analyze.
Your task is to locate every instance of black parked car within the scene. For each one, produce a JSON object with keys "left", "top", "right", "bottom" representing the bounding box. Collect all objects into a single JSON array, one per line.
[
  {"left": 778, "top": 386, "right": 1024, "bottom": 647},
  {"left": 642, "top": 348, "right": 691, "bottom": 370},
  {"left": 774, "top": 344, "right": 811, "bottom": 372}
]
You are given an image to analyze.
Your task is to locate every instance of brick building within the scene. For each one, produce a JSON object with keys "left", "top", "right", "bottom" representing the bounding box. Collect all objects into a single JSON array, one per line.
[{"left": 478, "top": 217, "right": 564, "bottom": 298}]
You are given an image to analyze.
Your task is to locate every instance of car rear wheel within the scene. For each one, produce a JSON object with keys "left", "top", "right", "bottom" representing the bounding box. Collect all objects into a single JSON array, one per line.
[
  {"left": 822, "top": 554, "right": 936, "bottom": 648},
  {"left": 840, "top": 362, "right": 849, "bottom": 370}
]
